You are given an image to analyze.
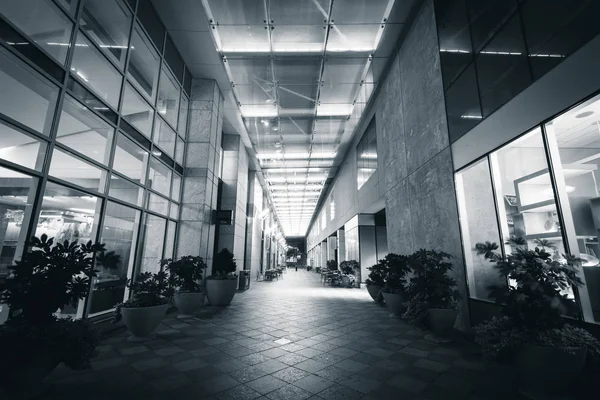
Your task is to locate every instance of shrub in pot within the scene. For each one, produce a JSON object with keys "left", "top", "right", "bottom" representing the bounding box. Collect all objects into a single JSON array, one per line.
[
  {"left": 163, "top": 255, "right": 207, "bottom": 317},
  {"left": 340, "top": 260, "right": 359, "bottom": 288},
  {"left": 381, "top": 253, "right": 411, "bottom": 315},
  {"left": 326, "top": 259, "right": 338, "bottom": 271},
  {"left": 366, "top": 261, "right": 387, "bottom": 302},
  {"left": 474, "top": 238, "right": 600, "bottom": 394},
  {"left": 114, "top": 271, "right": 171, "bottom": 340},
  {"left": 403, "top": 249, "right": 460, "bottom": 338},
  {"left": 205, "top": 249, "right": 238, "bottom": 306},
  {"left": 0, "top": 235, "right": 103, "bottom": 396}
]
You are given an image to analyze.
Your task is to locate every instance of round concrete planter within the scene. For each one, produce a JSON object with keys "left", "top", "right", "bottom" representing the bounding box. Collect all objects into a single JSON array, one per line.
[
  {"left": 205, "top": 279, "right": 237, "bottom": 306},
  {"left": 428, "top": 308, "right": 457, "bottom": 336},
  {"left": 121, "top": 303, "right": 169, "bottom": 340},
  {"left": 174, "top": 291, "right": 205, "bottom": 317},
  {"left": 382, "top": 292, "right": 404, "bottom": 315},
  {"left": 366, "top": 284, "right": 383, "bottom": 302}
]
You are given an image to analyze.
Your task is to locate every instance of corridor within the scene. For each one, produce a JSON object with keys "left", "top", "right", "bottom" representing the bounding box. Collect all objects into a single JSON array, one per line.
[{"left": 41, "top": 269, "right": 521, "bottom": 400}]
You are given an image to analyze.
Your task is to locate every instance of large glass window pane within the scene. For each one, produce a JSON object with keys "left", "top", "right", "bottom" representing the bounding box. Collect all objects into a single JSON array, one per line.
[
  {"left": 148, "top": 157, "right": 171, "bottom": 196},
  {"left": 113, "top": 133, "right": 148, "bottom": 184},
  {"left": 164, "top": 221, "right": 176, "bottom": 259},
  {"left": 56, "top": 0, "right": 78, "bottom": 17},
  {"left": 169, "top": 203, "right": 179, "bottom": 219},
  {"left": 136, "top": 0, "right": 165, "bottom": 52},
  {"left": 467, "top": 0, "right": 518, "bottom": 53},
  {"left": 157, "top": 66, "right": 180, "bottom": 128},
  {"left": 178, "top": 93, "right": 189, "bottom": 137},
  {"left": 139, "top": 213, "right": 166, "bottom": 273},
  {"left": 108, "top": 174, "right": 144, "bottom": 206},
  {"left": 0, "top": 0, "right": 73, "bottom": 65},
  {"left": 175, "top": 136, "right": 184, "bottom": 165},
  {"left": 71, "top": 33, "right": 122, "bottom": 110},
  {"left": 80, "top": 0, "right": 133, "bottom": 69},
  {"left": 56, "top": 95, "right": 114, "bottom": 165},
  {"left": 445, "top": 64, "right": 482, "bottom": 142},
  {"left": 357, "top": 119, "right": 377, "bottom": 189},
  {"left": 146, "top": 192, "right": 168, "bottom": 216},
  {"left": 153, "top": 116, "right": 176, "bottom": 157},
  {"left": 127, "top": 25, "right": 160, "bottom": 103},
  {"left": 545, "top": 93, "right": 600, "bottom": 323},
  {"left": 121, "top": 83, "right": 154, "bottom": 137},
  {"left": 49, "top": 148, "right": 107, "bottom": 192},
  {"left": 0, "top": 47, "right": 59, "bottom": 136},
  {"left": 89, "top": 201, "right": 140, "bottom": 315},
  {"left": 456, "top": 158, "right": 504, "bottom": 301},
  {"left": 171, "top": 174, "right": 181, "bottom": 202},
  {"left": 0, "top": 121, "right": 46, "bottom": 170},
  {"left": 0, "top": 167, "right": 38, "bottom": 278}
]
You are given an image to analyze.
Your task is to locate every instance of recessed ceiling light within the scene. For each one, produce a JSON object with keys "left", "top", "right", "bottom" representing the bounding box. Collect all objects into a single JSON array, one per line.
[{"left": 575, "top": 111, "right": 594, "bottom": 119}]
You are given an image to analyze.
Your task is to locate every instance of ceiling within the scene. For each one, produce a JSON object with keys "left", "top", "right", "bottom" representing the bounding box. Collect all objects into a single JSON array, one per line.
[{"left": 151, "top": 0, "right": 416, "bottom": 236}]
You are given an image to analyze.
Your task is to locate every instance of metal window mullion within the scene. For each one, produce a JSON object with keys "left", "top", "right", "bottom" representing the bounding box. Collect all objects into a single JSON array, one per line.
[{"left": 486, "top": 154, "right": 507, "bottom": 260}]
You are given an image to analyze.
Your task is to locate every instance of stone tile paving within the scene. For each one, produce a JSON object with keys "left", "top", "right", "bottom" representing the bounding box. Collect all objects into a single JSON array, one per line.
[{"left": 38, "top": 269, "right": 590, "bottom": 399}]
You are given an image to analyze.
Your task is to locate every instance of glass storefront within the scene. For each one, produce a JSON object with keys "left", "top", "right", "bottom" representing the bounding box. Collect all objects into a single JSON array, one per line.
[
  {"left": 0, "top": 0, "right": 190, "bottom": 322},
  {"left": 456, "top": 92, "right": 600, "bottom": 324}
]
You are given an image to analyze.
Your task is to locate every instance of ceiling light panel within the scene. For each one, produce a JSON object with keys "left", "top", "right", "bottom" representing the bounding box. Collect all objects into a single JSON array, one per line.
[
  {"left": 217, "top": 26, "right": 270, "bottom": 53},
  {"left": 329, "top": 0, "right": 394, "bottom": 24},
  {"left": 268, "top": 0, "right": 329, "bottom": 25},
  {"left": 205, "top": 0, "right": 265, "bottom": 24},
  {"left": 271, "top": 25, "right": 326, "bottom": 53},
  {"left": 226, "top": 57, "right": 273, "bottom": 85}
]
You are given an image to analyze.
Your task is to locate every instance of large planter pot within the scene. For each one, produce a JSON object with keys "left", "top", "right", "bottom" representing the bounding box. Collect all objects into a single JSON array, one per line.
[
  {"left": 205, "top": 279, "right": 237, "bottom": 306},
  {"left": 428, "top": 308, "right": 457, "bottom": 337},
  {"left": 382, "top": 292, "right": 404, "bottom": 316},
  {"left": 174, "top": 291, "right": 205, "bottom": 317},
  {"left": 121, "top": 303, "right": 169, "bottom": 340},
  {"left": 1, "top": 353, "right": 58, "bottom": 397},
  {"left": 366, "top": 284, "right": 383, "bottom": 302},
  {"left": 516, "top": 344, "right": 587, "bottom": 393}
]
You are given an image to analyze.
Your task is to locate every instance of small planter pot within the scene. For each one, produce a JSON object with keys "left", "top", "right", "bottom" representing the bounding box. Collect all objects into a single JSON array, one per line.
[
  {"left": 205, "top": 279, "right": 238, "bottom": 306},
  {"left": 516, "top": 344, "right": 587, "bottom": 393},
  {"left": 382, "top": 292, "right": 404, "bottom": 316},
  {"left": 427, "top": 308, "right": 457, "bottom": 337},
  {"left": 121, "top": 303, "right": 169, "bottom": 341},
  {"left": 366, "top": 284, "right": 383, "bottom": 302},
  {"left": 174, "top": 291, "right": 205, "bottom": 317}
]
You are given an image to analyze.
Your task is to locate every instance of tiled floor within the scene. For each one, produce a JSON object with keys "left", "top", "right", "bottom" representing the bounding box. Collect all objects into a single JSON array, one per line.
[{"left": 39, "top": 269, "right": 537, "bottom": 399}]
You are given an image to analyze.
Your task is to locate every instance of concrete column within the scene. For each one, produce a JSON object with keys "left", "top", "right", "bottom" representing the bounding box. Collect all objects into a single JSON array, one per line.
[
  {"left": 320, "top": 241, "right": 328, "bottom": 269},
  {"left": 177, "top": 79, "right": 223, "bottom": 272},
  {"left": 337, "top": 228, "right": 346, "bottom": 263},
  {"left": 344, "top": 214, "right": 377, "bottom": 283},
  {"left": 244, "top": 171, "right": 263, "bottom": 278}
]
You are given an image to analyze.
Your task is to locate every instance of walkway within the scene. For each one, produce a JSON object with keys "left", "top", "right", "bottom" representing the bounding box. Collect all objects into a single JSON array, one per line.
[{"left": 43, "top": 269, "right": 516, "bottom": 399}]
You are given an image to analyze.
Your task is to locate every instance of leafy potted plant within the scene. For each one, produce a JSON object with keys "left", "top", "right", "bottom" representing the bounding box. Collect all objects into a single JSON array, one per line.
[
  {"left": 205, "top": 249, "right": 238, "bottom": 306},
  {"left": 366, "top": 261, "right": 386, "bottom": 302},
  {"left": 381, "top": 253, "right": 411, "bottom": 315},
  {"left": 340, "top": 260, "right": 359, "bottom": 288},
  {"left": 0, "top": 235, "right": 103, "bottom": 396},
  {"left": 326, "top": 259, "right": 338, "bottom": 271},
  {"left": 403, "top": 249, "right": 460, "bottom": 338},
  {"left": 162, "top": 256, "right": 207, "bottom": 317},
  {"left": 474, "top": 239, "right": 600, "bottom": 394},
  {"left": 114, "top": 271, "right": 171, "bottom": 340}
]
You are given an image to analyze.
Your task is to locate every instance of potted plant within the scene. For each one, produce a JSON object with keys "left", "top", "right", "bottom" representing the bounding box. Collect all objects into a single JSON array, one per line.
[
  {"left": 366, "top": 261, "right": 386, "bottom": 302},
  {"left": 114, "top": 271, "right": 171, "bottom": 341},
  {"left": 162, "top": 255, "right": 207, "bottom": 317},
  {"left": 326, "top": 259, "right": 338, "bottom": 271},
  {"left": 340, "top": 260, "right": 359, "bottom": 288},
  {"left": 403, "top": 249, "right": 460, "bottom": 339},
  {"left": 381, "top": 253, "right": 411, "bottom": 315},
  {"left": 205, "top": 249, "right": 238, "bottom": 306},
  {"left": 0, "top": 235, "right": 103, "bottom": 396},
  {"left": 474, "top": 239, "right": 600, "bottom": 394}
]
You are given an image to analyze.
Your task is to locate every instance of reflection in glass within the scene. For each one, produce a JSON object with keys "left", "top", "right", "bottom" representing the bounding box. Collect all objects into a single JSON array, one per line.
[
  {"left": 157, "top": 67, "right": 180, "bottom": 128},
  {"left": 170, "top": 203, "right": 179, "bottom": 219},
  {"left": 139, "top": 213, "right": 166, "bottom": 273},
  {"left": 79, "top": 0, "right": 132, "bottom": 69},
  {"left": 108, "top": 174, "right": 144, "bottom": 206},
  {"left": 90, "top": 201, "right": 140, "bottom": 315},
  {"left": 164, "top": 220, "right": 176, "bottom": 259},
  {"left": 0, "top": 121, "right": 46, "bottom": 170},
  {"left": 445, "top": 64, "right": 482, "bottom": 142},
  {"left": 71, "top": 33, "right": 122, "bottom": 110},
  {"left": 0, "top": 46, "right": 59, "bottom": 136},
  {"left": 56, "top": 0, "right": 78, "bottom": 16},
  {"left": 146, "top": 192, "right": 169, "bottom": 216},
  {"left": 0, "top": 166, "right": 38, "bottom": 278},
  {"left": 148, "top": 157, "right": 172, "bottom": 196},
  {"left": 121, "top": 83, "right": 154, "bottom": 137},
  {"left": 153, "top": 116, "right": 176, "bottom": 157},
  {"left": 49, "top": 148, "right": 107, "bottom": 192},
  {"left": 127, "top": 25, "right": 160, "bottom": 102},
  {"left": 178, "top": 93, "right": 189, "bottom": 137},
  {"left": 57, "top": 95, "right": 114, "bottom": 165},
  {"left": 467, "top": 0, "right": 518, "bottom": 53},
  {"left": 172, "top": 174, "right": 181, "bottom": 202},
  {"left": 0, "top": 0, "right": 73, "bottom": 65},
  {"left": 112, "top": 133, "right": 148, "bottom": 184},
  {"left": 175, "top": 136, "right": 184, "bottom": 165},
  {"left": 356, "top": 118, "right": 377, "bottom": 189}
]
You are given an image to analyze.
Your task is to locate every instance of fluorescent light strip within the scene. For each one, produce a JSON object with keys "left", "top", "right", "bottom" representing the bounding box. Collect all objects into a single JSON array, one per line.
[
  {"left": 257, "top": 152, "right": 336, "bottom": 160},
  {"left": 269, "top": 185, "right": 323, "bottom": 191},
  {"left": 268, "top": 176, "right": 327, "bottom": 183}
]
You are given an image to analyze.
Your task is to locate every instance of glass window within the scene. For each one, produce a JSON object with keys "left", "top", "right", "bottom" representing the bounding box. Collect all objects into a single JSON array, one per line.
[
  {"left": 357, "top": 118, "right": 377, "bottom": 189},
  {"left": 0, "top": 0, "right": 73, "bottom": 65},
  {"left": 0, "top": 121, "right": 46, "bottom": 170},
  {"left": 139, "top": 213, "right": 166, "bottom": 273},
  {"left": 56, "top": 95, "right": 114, "bottom": 165},
  {"left": 153, "top": 116, "right": 176, "bottom": 157},
  {"left": 89, "top": 201, "right": 140, "bottom": 315},
  {"left": 136, "top": 0, "right": 165, "bottom": 52},
  {"left": 0, "top": 166, "right": 38, "bottom": 278},
  {"left": 445, "top": 64, "right": 482, "bottom": 143},
  {"left": 56, "top": 0, "right": 78, "bottom": 17},
  {"left": 121, "top": 83, "right": 154, "bottom": 137},
  {"left": 175, "top": 136, "right": 184, "bottom": 165},
  {"left": 164, "top": 220, "right": 176, "bottom": 259},
  {"left": 79, "top": 0, "right": 133, "bottom": 69},
  {"left": 178, "top": 93, "right": 189, "bottom": 137},
  {"left": 108, "top": 174, "right": 144, "bottom": 206},
  {"left": 171, "top": 174, "right": 181, "bottom": 202},
  {"left": 127, "top": 25, "right": 160, "bottom": 102},
  {"left": 71, "top": 33, "right": 122, "bottom": 110},
  {"left": 456, "top": 158, "right": 505, "bottom": 301},
  {"left": 0, "top": 46, "right": 59, "bottom": 136},
  {"left": 545, "top": 93, "right": 600, "bottom": 323},
  {"left": 113, "top": 133, "right": 148, "bottom": 184},
  {"left": 157, "top": 66, "right": 180, "bottom": 128},
  {"left": 148, "top": 157, "right": 171, "bottom": 196},
  {"left": 49, "top": 148, "right": 107, "bottom": 192},
  {"left": 467, "top": 0, "right": 518, "bottom": 53},
  {"left": 169, "top": 203, "right": 179, "bottom": 219},
  {"left": 146, "top": 192, "right": 168, "bottom": 216}
]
